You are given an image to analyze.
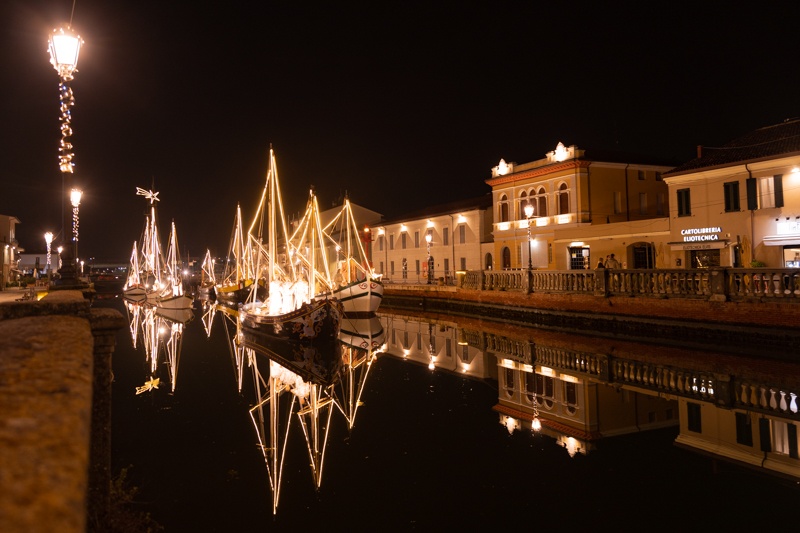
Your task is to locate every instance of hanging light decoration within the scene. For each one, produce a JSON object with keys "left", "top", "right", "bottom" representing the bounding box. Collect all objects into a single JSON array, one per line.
[
  {"left": 71, "top": 188, "right": 82, "bottom": 244},
  {"left": 48, "top": 26, "right": 82, "bottom": 174},
  {"left": 44, "top": 232, "right": 54, "bottom": 273}
]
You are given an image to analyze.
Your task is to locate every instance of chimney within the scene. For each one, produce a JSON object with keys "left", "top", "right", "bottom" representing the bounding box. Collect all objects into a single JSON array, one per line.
[{"left": 696, "top": 145, "right": 703, "bottom": 158}]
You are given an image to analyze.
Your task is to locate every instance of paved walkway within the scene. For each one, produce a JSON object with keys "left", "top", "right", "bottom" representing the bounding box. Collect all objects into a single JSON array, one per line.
[{"left": 0, "top": 286, "right": 47, "bottom": 303}]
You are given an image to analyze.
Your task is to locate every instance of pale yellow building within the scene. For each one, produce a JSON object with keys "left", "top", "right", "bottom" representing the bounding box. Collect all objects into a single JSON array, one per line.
[
  {"left": 0, "top": 215, "right": 21, "bottom": 288},
  {"left": 663, "top": 118, "right": 800, "bottom": 269},
  {"left": 368, "top": 195, "right": 493, "bottom": 284},
  {"left": 486, "top": 142, "right": 674, "bottom": 270}
]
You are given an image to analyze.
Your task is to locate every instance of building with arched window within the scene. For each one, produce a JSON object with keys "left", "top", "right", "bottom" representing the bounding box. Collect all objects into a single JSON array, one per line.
[{"left": 487, "top": 142, "right": 675, "bottom": 270}]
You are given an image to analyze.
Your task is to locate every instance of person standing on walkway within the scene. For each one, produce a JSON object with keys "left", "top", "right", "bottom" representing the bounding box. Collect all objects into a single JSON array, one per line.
[{"left": 606, "top": 253, "right": 621, "bottom": 269}]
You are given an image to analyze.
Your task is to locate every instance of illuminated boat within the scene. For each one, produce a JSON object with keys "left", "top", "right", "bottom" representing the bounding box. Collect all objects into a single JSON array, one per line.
[{"left": 323, "top": 198, "right": 384, "bottom": 314}]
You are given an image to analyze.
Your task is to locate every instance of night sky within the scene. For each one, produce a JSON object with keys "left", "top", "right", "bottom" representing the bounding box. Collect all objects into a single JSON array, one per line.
[{"left": 2, "top": 1, "right": 798, "bottom": 262}]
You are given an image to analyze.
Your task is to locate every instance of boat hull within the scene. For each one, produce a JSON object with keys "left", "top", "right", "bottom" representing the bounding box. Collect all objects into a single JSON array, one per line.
[
  {"left": 339, "top": 315, "right": 385, "bottom": 351},
  {"left": 333, "top": 278, "right": 383, "bottom": 315},
  {"left": 215, "top": 280, "right": 265, "bottom": 308},
  {"left": 156, "top": 294, "right": 193, "bottom": 309},
  {"left": 240, "top": 299, "right": 344, "bottom": 385}
]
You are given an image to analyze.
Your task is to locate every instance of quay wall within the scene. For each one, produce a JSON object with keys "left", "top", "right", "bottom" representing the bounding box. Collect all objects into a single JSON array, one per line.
[
  {"left": 382, "top": 285, "right": 800, "bottom": 358},
  {"left": 0, "top": 290, "right": 125, "bottom": 533}
]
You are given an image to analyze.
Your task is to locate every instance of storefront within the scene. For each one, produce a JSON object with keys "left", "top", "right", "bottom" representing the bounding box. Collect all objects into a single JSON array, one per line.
[
  {"left": 763, "top": 219, "right": 800, "bottom": 268},
  {"left": 669, "top": 227, "right": 729, "bottom": 268}
]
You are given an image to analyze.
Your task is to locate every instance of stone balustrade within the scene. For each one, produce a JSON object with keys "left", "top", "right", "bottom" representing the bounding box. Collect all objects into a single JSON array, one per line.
[{"left": 461, "top": 267, "right": 800, "bottom": 302}]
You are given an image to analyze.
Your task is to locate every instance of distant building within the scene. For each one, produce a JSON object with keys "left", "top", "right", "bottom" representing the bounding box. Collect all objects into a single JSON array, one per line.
[
  {"left": 367, "top": 194, "right": 493, "bottom": 284},
  {"left": 0, "top": 214, "right": 22, "bottom": 287},
  {"left": 663, "top": 118, "right": 800, "bottom": 269},
  {"left": 486, "top": 143, "right": 674, "bottom": 270}
]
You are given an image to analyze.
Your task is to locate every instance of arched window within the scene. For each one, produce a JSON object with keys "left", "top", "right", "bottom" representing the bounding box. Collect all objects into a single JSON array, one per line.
[
  {"left": 484, "top": 253, "right": 493, "bottom": 270},
  {"left": 518, "top": 190, "right": 528, "bottom": 220},
  {"left": 501, "top": 247, "right": 511, "bottom": 269},
  {"left": 535, "top": 187, "right": 548, "bottom": 217},
  {"left": 499, "top": 194, "right": 509, "bottom": 223},
  {"left": 558, "top": 182, "right": 570, "bottom": 215}
]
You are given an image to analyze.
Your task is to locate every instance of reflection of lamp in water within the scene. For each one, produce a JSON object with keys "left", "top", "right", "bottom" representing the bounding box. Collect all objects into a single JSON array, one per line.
[
  {"left": 531, "top": 354, "right": 541, "bottom": 432},
  {"left": 427, "top": 322, "right": 435, "bottom": 370}
]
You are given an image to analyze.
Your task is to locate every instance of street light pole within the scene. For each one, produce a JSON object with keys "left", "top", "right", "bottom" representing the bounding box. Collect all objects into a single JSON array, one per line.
[
  {"left": 71, "top": 188, "right": 82, "bottom": 266},
  {"left": 524, "top": 204, "right": 534, "bottom": 292},
  {"left": 425, "top": 233, "right": 433, "bottom": 284},
  {"left": 48, "top": 22, "right": 84, "bottom": 287},
  {"left": 44, "top": 232, "right": 53, "bottom": 277}
]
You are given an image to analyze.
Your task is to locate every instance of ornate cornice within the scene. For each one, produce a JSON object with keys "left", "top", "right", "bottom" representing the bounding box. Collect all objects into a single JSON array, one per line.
[{"left": 486, "top": 160, "right": 589, "bottom": 187}]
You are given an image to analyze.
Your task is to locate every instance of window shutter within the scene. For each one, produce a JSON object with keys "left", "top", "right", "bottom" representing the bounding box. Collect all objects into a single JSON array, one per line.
[
  {"left": 759, "top": 418, "right": 772, "bottom": 452},
  {"left": 789, "top": 423, "right": 798, "bottom": 459},
  {"left": 746, "top": 178, "right": 758, "bottom": 210},
  {"left": 774, "top": 174, "right": 784, "bottom": 207}
]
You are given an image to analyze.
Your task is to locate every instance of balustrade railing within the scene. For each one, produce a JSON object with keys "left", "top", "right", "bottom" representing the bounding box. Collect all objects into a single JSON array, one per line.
[{"left": 460, "top": 267, "right": 800, "bottom": 302}]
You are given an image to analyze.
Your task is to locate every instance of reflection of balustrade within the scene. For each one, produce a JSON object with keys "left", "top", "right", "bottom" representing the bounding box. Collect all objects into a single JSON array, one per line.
[
  {"left": 735, "top": 382, "right": 800, "bottom": 420},
  {"left": 458, "top": 267, "right": 800, "bottom": 303}
]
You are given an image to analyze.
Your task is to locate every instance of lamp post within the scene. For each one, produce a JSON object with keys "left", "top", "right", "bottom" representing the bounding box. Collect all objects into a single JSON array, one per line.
[
  {"left": 71, "top": 187, "right": 82, "bottom": 262},
  {"left": 44, "top": 232, "right": 53, "bottom": 277},
  {"left": 425, "top": 233, "right": 433, "bottom": 284},
  {"left": 524, "top": 203, "right": 534, "bottom": 293},
  {"left": 48, "top": 22, "right": 83, "bottom": 286}
]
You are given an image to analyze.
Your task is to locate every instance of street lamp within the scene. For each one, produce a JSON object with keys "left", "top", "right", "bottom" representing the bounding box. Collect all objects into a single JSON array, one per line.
[
  {"left": 44, "top": 232, "right": 53, "bottom": 276},
  {"left": 71, "top": 188, "right": 82, "bottom": 261},
  {"left": 425, "top": 233, "right": 433, "bottom": 284},
  {"left": 48, "top": 22, "right": 83, "bottom": 286},
  {"left": 57, "top": 246, "right": 63, "bottom": 270},
  {"left": 524, "top": 203, "right": 534, "bottom": 272}
]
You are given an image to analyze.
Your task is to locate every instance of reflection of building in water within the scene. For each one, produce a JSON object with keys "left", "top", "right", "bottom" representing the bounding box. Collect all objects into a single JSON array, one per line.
[
  {"left": 676, "top": 383, "right": 800, "bottom": 480},
  {"left": 378, "top": 314, "right": 497, "bottom": 381},
  {"left": 380, "top": 309, "right": 800, "bottom": 480},
  {"left": 486, "top": 333, "right": 677, "bottom": 456}
]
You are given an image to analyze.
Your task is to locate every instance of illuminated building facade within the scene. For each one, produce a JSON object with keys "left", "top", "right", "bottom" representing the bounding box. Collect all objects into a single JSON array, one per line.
[
  {"left": 663, "top": 118, "right": 800, "bottom": 269},
  {"left": 368, "top": 195, "right": 493, "bottom": 284},
  {"left": 0, "top": 215, "right": 21, "bottom": 288},
  {"left": 486, "top": 142, "right": 674, "bottom": 270}
]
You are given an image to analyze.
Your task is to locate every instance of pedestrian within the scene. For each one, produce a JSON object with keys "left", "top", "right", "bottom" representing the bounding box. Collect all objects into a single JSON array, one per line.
[
  {"left": 606, "top": 253, "right": 621, "bottom": 269},
  {"left": 596, "top": 258, "right": 605, "bottom": 269}
]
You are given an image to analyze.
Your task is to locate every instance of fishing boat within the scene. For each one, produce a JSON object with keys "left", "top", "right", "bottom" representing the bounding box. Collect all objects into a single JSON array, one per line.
[
  {"left": 323, "top": 198, "right": 384, "bottom": 314},
  {"left": 124, "top": 188, "right": 165, "bottom": 301},
  {"left": 238, "top": 147, "right": 343, "bottom": 515},
  {"left": 157, "top": 220, "right": 193, "bottom": 310},
  {"left": 197, "top": 249, "right": 216, "bottom": 301},
  {"left": 215, "top": 204, "right": 264, "bottom": 308},
  {"left": 239, "top": 148, "right": 343, "bottom": 377}
]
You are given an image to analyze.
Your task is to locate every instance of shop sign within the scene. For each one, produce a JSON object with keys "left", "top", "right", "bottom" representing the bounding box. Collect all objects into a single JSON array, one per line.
[{"left": 680, "top": 227, "right": 721, "bottom": 242}]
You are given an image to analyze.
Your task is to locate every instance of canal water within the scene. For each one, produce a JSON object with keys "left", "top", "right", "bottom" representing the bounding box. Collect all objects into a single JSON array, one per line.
[{"left": 97, "top": 297, "right": 798, "bottom": 531}]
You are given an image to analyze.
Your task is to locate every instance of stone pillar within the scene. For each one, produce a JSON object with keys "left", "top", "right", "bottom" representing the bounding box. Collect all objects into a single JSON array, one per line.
[
  {"left": 594, "top": 267, "right": 609, "bottom": 296},
  {"left": 87, "top": 308, "right": 126, "bottom": 531},
  {"left": 709, "top": 267, "right": 728, "bottom": 302}
]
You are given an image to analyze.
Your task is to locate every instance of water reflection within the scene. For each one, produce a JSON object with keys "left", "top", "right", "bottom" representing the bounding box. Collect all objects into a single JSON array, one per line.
[
  {"left": 378, "top": 311, "right": 800, "bottom": 472},
  {"left": 108, "top": 298, "right": 800, "bottom": 528},
  {"left": 124, "top": 299, "right": 194, "bottom": 393}
]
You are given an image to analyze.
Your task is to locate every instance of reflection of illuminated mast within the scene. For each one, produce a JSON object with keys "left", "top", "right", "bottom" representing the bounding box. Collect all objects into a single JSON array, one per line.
[
  {"left": 333, "top": 347, "right": 377, "bottom": 430},
  {"left": 219, "top": 306, "right": 247, "bottom": 392},
  {"left": 248, "top": 358, "right": 336, "bottom": 514},
  {"left": 297, "top": 383, "right": 335, "bottom": 489}
]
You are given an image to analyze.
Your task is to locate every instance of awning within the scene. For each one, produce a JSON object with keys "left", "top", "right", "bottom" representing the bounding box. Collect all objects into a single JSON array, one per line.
[
  {"left": 668, "top": 240, "right": 728, "bottom": 251},
  {"left": 763, "top": 235, "right": 800, "bottom": 246}
]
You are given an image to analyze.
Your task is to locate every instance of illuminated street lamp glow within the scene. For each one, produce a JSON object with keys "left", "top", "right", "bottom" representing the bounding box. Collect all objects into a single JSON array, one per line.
[
  {"left": 48, "top": 20, "right": 83, "bottom": 284},
  {"left": 44, "top": 231, "right": 53, "bottom": 273}
]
